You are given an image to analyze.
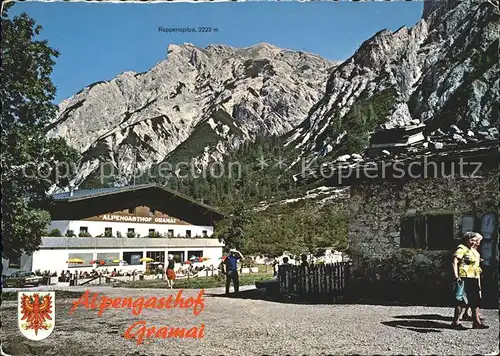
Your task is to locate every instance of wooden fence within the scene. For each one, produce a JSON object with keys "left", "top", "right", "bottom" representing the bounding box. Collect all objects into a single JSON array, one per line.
[{"left": 278, "top": 262, "right": 350, "bottom": 298}]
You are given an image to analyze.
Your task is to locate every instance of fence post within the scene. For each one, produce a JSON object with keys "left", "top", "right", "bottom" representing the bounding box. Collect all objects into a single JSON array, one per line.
[
  {"left": 340, "top": 262, "right": 344, "bottom": 291},
  {"left": 278, "top": 267, "right": 283, "bottom": 295}
]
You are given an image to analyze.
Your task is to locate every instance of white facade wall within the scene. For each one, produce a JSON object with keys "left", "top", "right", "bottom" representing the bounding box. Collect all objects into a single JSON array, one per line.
[
  {"left": 49, "top": 220, "right": 213, "bottom": 238},
  {"left": 30, "top": 246, "right": 222, "bottom": 275}
]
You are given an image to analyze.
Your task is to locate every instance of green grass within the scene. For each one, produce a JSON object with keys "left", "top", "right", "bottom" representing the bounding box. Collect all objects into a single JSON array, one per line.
[
  {"left": 1, "top": 290, "right": 83, "bottom": 301},
  {"left": 123, "top": 272, "right": 273, "bottom": 289}
]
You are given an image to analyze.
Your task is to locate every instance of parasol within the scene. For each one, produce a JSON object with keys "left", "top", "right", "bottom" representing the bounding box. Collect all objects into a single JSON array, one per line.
[
  {"left": 67, "top": 258, "right": 84, "bottom": 264},
  {"left": 140, "top": 257, "right": 154, "bottom": 262},
  {"left": 112, "top": 259, "right": 121, "bottom": 263}
]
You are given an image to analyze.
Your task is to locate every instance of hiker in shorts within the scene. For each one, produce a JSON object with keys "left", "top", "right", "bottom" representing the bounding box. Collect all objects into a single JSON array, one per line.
[{"left": 166, "top": 254, "right": 176, "bottom": 289}]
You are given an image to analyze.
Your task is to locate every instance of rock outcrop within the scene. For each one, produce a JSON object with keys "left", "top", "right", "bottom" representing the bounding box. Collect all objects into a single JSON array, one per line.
[{"left": 286, "top": 0, "right": 499, "bottom": 162}]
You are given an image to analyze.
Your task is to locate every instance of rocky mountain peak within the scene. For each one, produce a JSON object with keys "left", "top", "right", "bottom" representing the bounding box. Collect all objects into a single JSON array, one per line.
[
  {"left": 50, "top": 41, "right": 336, "bottom": 185},
  {"left": 49, "top": 0, "right": 498, "bottom": 187}
]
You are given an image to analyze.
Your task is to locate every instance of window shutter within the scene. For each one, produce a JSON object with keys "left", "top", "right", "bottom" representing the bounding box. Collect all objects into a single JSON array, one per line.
[
  {"left": 415, "top": 215, "right": 426, "bottom": 248},
  {"left": 400, "top": 217, "right": 415, "bottom": 248}
]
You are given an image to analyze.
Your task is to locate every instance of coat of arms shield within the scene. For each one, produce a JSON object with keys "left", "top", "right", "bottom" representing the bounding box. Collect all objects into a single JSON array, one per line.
[{"left": 18, "top": 292, "right": 55, "bottom": 340}]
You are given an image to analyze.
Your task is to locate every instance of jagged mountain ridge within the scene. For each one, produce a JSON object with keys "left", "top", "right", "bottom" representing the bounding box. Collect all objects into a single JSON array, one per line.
[
  {"left": 286, "top": 0, "right": 499, "bottom": 160},
  {"left": 50, "top": 0, "right": 499, "bottom": 187},
  {"left": 49, "top": 43, "right": 337, "bottom": 184}
]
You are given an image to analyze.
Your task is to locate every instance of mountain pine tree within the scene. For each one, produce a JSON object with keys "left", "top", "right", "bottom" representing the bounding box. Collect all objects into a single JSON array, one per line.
[{"left": 1, "top": 5, "right": 79, "bottom": 259}]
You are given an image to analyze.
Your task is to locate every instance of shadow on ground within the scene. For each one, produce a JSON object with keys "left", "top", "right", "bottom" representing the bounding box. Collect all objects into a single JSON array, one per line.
[
  {"left": 392, "top": 314, "right": 453, "bottom": 322},
  {"left": 381, "top": 314, "right": 489, "bottom": 333},
  {"left": 204, "top": 288, "right": 346, "bottom": 305},
  {"left": 381, "top": 319, "right": 453, "bottom": 333},
  {"left": 205, "top": 288, "right": 458, "bottom": 306},
  {"left": 206, "top": 288, "right": 488, "bottom": 309}
]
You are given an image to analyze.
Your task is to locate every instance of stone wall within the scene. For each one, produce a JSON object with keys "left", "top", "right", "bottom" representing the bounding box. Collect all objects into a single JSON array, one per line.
[{"left": 346, "top": 170, "right": 499, "bottom": 305}]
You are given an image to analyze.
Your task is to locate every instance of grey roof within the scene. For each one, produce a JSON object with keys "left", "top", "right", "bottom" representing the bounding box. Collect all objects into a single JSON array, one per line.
[
  {"left": 52, "top": 184, "right": 152, "bottom": 201},
  {"left": 41, "top": 236, "right": 224, "bottom": 249},
  {"left": 51, "top": 183, "right": 224, "bottom": 216}
]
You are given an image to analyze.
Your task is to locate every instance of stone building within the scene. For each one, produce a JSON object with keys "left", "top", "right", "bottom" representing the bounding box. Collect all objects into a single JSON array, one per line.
[{"left": 322, "top": 143, "right": 498, "bottom": 306}]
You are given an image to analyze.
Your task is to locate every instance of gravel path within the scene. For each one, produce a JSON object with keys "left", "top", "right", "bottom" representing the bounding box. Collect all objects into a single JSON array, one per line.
[{"left": 2, "top": 286, "right": 498, "bottom": 355}]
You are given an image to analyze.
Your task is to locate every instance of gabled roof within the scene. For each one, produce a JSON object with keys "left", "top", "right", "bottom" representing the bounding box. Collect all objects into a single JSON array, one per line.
[
  {"left": 52, "top": 186, "right": 139, "bottom": 201},
  {"left": 48, "top": 183, "right": 225, "bottom": 224},
  {"left": 52, "top": 183, "right": 223, "bottom": 214}
]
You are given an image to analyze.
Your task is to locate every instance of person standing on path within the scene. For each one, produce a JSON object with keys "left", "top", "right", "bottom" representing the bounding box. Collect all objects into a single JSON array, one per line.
[
  {"left": 225, "top": 249, "right": 243, "bottom": 294},
  {"left": 166, "top": 254, "right": 176, "bottom": 289},
  {"left": 451, "top": 232, "right": 489, "bottom": 330},
  {"left": 300, "top": 254, "right": 309, "bottom": 267},
  {"left": 459, "top": 234, "right": 485, "bottom": 322},
  {"left": 272, "top": 256, "right": 279, "bottom": 278}
]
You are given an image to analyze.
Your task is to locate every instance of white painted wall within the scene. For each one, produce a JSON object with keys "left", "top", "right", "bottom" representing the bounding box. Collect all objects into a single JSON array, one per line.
[
  {"left": 30, "top": 246, "right": 223, "bottom": 276},
  {"left": 49, "top": 220, "right": 213, "bottom": 238}
]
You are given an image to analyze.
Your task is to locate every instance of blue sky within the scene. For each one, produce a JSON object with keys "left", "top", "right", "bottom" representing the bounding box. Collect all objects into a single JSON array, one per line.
[{"left": 9, "top": 1, "right": 423, "bottom": 104}]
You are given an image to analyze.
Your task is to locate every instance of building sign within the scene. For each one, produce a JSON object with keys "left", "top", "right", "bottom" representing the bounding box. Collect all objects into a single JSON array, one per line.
[
  {"left": 81, "top": 206, "right": 192, "bottom": 225},
  {"left": 83, "top": 214, "right": 189, "bottom": 225},
  {"left": 101, "top": 215, "right": 177, "bottom": 224}
]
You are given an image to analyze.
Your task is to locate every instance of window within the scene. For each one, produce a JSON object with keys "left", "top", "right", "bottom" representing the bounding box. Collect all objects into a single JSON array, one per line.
[
  {"left": 146, "top": 251, "right": 165, "bottom": 263},
  {"left": 149, "top": 208, "right": 156, "bottom": 217},
  {"left": 96, "top": 253, "right": 120, "bottom": 266},
  {"left": 168, "top": 251, "right": 184, "bottom": 263},
  {"left": 68, "top": 253, "right": 93, "bottom": 268},
  {"left": 188, "top": 250, "right": 203, "bottom": 260},
  {"left": 202, "top": 230, "right": 208, "bottom": 238},
  {"left": 79, "top": 226, "right": 89, "bottom": 237},
  {"left": 123, "top": 251, "right": 142, "bottom": 265},
  {"left": 104, "top": 227, "right": 113, "bottom": 237},
  {"left": 168, "top": 229, "right": 174, "bottom": 238},
  {"left": 461, "top": 216, "right": 475, "bottom": 235},
  {"left": 480, "top": 213, "right": 496, "bottom": 239},
  {"left": 400, "top": 214, "right": 454, "bottom": 250},
  {"left": 128, "top": 208, "right": 135, "bottom": 214},
  {"left": 186, "top": 230, "right": 192, "bottom": 238},
  {"left": 9, "top": 255, "right": 21, "bottom": 268}
]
